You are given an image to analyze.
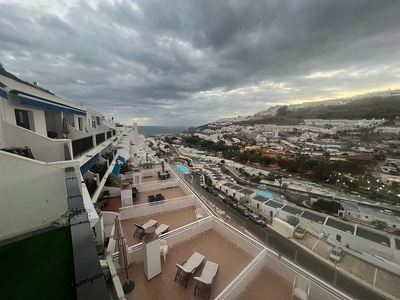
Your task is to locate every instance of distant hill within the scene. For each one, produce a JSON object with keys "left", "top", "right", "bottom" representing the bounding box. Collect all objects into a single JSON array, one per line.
[
  {"left": 284, "top": 96, "right": 400, "bottom": 120},
  {"left": 192, "top": 95, "right": 400, "bottom": 132}
]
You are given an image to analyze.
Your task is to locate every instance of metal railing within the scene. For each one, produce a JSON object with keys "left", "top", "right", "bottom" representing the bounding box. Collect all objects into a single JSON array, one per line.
[{"left": 72, "top": 136, "right": 94, "bottom": 158}]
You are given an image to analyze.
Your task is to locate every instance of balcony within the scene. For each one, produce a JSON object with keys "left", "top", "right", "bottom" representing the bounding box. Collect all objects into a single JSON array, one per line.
[
  {"left": 2, "top": 122, "right": 72, "bottom": 162},
  {"left": 90, "top": 162, "right": 108, "bottom": 182},
  {"left": 72, "top": 136, "right": 94, "bottom": 158}
]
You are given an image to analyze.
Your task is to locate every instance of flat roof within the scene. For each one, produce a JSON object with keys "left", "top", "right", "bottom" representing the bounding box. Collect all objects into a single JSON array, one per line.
[
  {"left": 301, "top": 211, "right": 326, "bottom": 223},
  {"left": 281, "top": 205, "right": 303, "bottom": 216},
  {"left": 356, "top": 227, "right": 391, "bottom": 246},
  {"left": 0, "top": 227, "right": 76, "bottom": 300},
  {"left": 231, "top": 185, "right": 244, "bottom": 191},
  {"left": 265, "top": 200, "right": 285, "bottom": 209},
  {"left": 240, "top": 188, "right": 254, "bottom": 195},
  {"left": 325, "top": 217, "right": 355, "bottom": 234},
  {"left": 223, "top": 182, "right": 235, "bottom": 187},
  {"left": 254, "top": 195, "right": 266, "bottom": 202}
]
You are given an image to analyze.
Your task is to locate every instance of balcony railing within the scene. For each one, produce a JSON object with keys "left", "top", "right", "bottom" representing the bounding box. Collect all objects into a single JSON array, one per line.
[
  {"left": 96, "top": 133, "right": 106, "bottom": 145},
  {"left": 107, "top": 131, "right": 112, "bottom": 139},
  {"left": 72, "top": 136, "right": 94, "bottom": 158},
  {"left": 86, "top": 178, "right": 98, "bottom": 197}
]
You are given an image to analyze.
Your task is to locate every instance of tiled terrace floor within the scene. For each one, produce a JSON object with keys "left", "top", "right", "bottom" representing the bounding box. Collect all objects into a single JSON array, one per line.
[
  {"left": 118, "top": 229, "right": 253, "bottom": 300},
  {"left": 101, "top": 185, "right": 187, "bottom": 212},
  {"left": 121, "top": 207, "right": 198, "bottom": 246},
  {"left": 237, "top": 267, "right": 310, "bottom": 300}
]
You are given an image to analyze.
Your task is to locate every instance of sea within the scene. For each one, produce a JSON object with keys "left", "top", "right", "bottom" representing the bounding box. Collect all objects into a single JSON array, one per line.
[{"left": 138, "top": 126, "right": 188, "bottom": 136}]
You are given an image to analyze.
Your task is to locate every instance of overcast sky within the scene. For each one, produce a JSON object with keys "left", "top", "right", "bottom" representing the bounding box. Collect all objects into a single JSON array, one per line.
[{"left": 1, "top": 0, "right": 400, "bottom": 126}]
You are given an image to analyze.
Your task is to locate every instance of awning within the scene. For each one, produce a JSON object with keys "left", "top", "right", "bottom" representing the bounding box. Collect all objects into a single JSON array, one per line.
[
  {"left": 19, "top": 94, "right": 86, "bottom": 115},
  {"left": 117, "top": 155, "right": 126, "bottom": 163},
  {"left": 112, "top": 163, "right": 121, "bottom": 175},
  {"left": 0, "top": 87, "right": 7, "bottom": 99},
  {"left": 80, "top": 154, "right": 99, "bottom": 174}
]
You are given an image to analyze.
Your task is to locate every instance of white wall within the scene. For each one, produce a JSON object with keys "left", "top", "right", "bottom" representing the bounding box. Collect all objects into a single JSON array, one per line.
[
  {"left": 0, "top": 151, "right": 77, "bottom": 240},
  {"left": 0, "top": 97, "right": 6, "bottom": 148},
  {"left": 324, "top": 226, "right": 393, "bottom": 257},
  {"left": 2, "top": 122, "right": 72, "bottom": 162},
  {"left": 3, "top": 95, "right": 47, "bottom": 136},
  {"left": 299, "top": 218, "right": 324, "bottom": 235},
  {"left": 272, "top": 217, "right": 294, "bottom": 237}
]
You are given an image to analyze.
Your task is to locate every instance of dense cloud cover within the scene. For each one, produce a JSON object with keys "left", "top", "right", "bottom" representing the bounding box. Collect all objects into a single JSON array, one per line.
[{"left": 1, "top": 0, "right": 400, "bottom": 126}]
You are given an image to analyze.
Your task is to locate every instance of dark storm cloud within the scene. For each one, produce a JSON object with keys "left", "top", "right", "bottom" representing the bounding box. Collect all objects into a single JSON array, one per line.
[{"left": 1, "top": 0, "right": 400, "bottom": 126}]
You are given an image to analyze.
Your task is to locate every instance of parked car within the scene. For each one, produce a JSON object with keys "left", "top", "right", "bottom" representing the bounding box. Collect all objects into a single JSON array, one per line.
[
  {"left": 293, "top": 226, "right": 307, "bottom": 239},
  {"left": 329, "top": 247, "right": 344, "bottom": 263},
  {"left": 223, "top": 198, "right": 231, "bottom": 205},
  {"left": 229, "top": 201, "right": 238, "bottom": 209},
  {"left": 236, "top": 205, "right": 249, "bottom": 217},
  {"left": 196, "top": 169, "right": 202, "bottom": 175},
  {"left": 211, "top": 190, "right": 218, "bottom": 197},
  {"left": 249, "top": 213, "right": 263, "bottom": 225}
]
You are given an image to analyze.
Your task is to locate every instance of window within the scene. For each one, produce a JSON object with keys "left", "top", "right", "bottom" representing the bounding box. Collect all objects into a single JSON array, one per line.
[
  {"left": 15, "top": 109, "right": 30, "bottom": 130},
  {"left": 96, "top": 116, "right": 101, "bottom": 125},
  {"left": 78, "top": 118, "right": 83, "bottom": 131}
]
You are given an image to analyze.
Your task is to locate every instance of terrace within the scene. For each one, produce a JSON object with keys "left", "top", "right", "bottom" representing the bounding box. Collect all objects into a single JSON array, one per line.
[{"left": 101, "top": 162, "right": 354, "bottom": 300}]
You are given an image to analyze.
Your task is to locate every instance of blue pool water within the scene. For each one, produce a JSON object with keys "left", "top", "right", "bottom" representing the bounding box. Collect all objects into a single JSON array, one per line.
[
  {"left": 255, "top": 189, "right": 273, "bottom": 199},
  {"left": 177, "top": 164, "right": 190, "bottom": 173}
]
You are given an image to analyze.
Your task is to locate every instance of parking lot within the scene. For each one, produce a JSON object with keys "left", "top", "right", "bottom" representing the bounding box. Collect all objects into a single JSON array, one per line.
[{"left": 296, "top": 232, "right": 400, "bottom": 299}]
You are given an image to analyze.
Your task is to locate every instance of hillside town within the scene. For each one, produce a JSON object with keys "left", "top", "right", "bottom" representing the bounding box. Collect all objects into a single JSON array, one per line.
[{"left": 142, "top": 97, "right": 400, "bottom": 299}]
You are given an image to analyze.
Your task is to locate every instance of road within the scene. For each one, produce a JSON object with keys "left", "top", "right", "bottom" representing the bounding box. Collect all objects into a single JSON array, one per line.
[{"left": 190, "top": 171, "right": 386, "bottom": 300}]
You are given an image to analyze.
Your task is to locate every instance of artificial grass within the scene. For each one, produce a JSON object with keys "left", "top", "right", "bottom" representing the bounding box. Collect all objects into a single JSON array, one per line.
[{"left": 0, "top": 226, "right": 76, "bottom": 300}]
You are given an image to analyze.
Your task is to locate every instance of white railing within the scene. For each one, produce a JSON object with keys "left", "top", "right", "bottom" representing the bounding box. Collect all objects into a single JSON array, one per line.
[
  {"left": 212, "top": 217, "right": 265, "bottom": 258},
  {"left": 134, "top": 178, "right": 180, "bottom": 192},
  {"left": 157, "top": 216, "right": 213, "bottom": 248},
  {"left": 264, "top": 249, "right": 354, "bottom": 300},
  {"left": 216, "top": 250, "right": 266, "bottom": 300},
  {"left": 118, "top": 195, "right": 196, "bottom": 220}
]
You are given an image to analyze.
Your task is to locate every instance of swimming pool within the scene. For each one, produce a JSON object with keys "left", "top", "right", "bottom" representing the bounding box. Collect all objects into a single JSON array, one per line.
[
  {"left": 177, "top": 164, "right": 190, "bottom": 173},
  {"left": 255, "top": 189, "right": 273, "bottom": 199}
]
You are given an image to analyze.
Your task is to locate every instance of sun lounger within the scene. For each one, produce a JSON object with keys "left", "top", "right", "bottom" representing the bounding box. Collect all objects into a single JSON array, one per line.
[
  {"left": 133, "top": 223, "right": 145, "bottom": 238},
  {"left": 194, "top": 261, "right": 219, "bottom": 299},
  {"left": 134, "top": 220, "right": 157, "bottom": 238},
  {"left": 155, "top": 224, "right": 169, "bottom": 236},
  {"left": 143, "top": 219, "right": 158, "bottom": 229},
  {"left": 175, "top": 252, "right": 205, "bottom": 288}
]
